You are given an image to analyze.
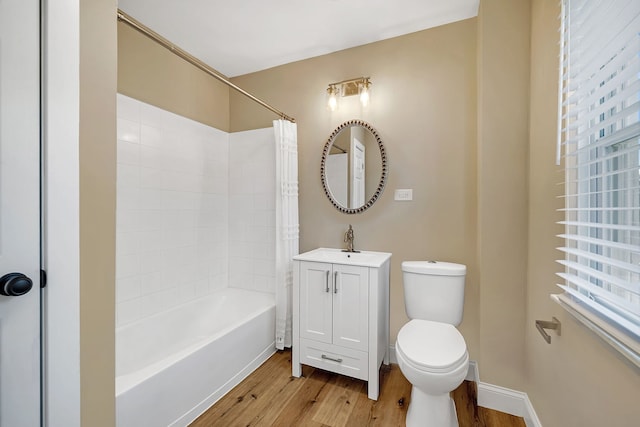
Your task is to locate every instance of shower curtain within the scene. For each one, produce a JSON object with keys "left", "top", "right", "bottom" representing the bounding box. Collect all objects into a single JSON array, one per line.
[{"left": 274, "top": 119, "right": 299, "bottom": 350}]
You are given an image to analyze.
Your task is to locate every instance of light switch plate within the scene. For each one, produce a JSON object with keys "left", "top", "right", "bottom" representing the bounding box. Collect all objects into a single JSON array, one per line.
[{"left": 394, "top": 189, "right": 413, "bottom": 201}]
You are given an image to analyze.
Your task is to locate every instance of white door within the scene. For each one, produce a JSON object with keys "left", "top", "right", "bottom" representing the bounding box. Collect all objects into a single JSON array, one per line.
[
  {"left": 326, "top": 153, "right": 348, "bottom": 207},
  {"left": 349, "top": 137, "right": 365, "bottom": 208},
  {"left": 332, "top": 264, "right": 368, "bottom": 351},
  {"left": 0, "top": 0, "right": 42, "bottom": 426},
  {"left": 299, "top": 262, "right": 333, "bottom": 344}
]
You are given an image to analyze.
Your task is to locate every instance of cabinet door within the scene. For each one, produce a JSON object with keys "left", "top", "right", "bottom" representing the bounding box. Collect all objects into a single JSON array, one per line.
[
  {"left": 299, "top": 261, "right": 333, "bottom": 344},
  {"left": 332, "top": 264, "right": 369, "bottom": 351}
]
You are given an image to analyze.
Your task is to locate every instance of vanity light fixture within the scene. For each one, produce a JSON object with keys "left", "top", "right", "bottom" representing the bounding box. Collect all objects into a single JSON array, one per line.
[{"left": 326, "top": 77, "right": 371, "bottom": 110}]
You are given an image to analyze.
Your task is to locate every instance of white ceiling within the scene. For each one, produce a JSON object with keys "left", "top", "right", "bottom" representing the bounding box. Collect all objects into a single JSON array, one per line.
[{"left": 118, "top": 0, "right": 479, "bottom": 77}]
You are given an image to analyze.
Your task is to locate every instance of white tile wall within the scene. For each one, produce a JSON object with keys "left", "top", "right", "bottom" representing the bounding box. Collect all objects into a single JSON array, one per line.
[
  {"left": 228, "top": 128, "right": 276, "bottom": 294},
  {"left": 116, "top": 95, "right": 277, "bottom": 327},
  {"left": 116, "top": 94, "right": 230, "bottom": 326}
]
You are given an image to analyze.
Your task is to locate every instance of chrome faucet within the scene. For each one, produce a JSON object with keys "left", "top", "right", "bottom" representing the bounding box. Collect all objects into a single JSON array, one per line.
[{"left": 342, "top": 224, "right": 359, "bottom": 253}]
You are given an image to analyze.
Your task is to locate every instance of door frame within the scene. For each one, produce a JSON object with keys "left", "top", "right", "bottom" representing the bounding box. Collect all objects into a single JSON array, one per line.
[
  {"left": 42, "top": 0, "right": 81, "bottom": 425},
  {"left": 43, "top": 1, "right": 118, "bottom": 426}
]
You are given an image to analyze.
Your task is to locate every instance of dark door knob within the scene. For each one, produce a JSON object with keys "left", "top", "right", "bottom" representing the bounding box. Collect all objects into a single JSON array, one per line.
[{"left": 0, "top": 272, "right": 33, "bottom": 296}]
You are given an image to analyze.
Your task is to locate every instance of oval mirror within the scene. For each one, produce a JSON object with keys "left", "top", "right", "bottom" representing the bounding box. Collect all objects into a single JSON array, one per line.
[{"left": 321, "top": 120, "right": 388, "bottom": 214}]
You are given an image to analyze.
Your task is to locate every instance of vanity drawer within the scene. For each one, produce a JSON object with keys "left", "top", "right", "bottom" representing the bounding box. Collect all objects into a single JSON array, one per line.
[{"left": 300, "top": 338, "right": 368, "bottom": 381}]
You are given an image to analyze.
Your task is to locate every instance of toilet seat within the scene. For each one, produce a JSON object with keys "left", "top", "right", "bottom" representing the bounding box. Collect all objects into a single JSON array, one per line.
[{"left": 397, "top": 319, "right": 468, "bottom": 373}]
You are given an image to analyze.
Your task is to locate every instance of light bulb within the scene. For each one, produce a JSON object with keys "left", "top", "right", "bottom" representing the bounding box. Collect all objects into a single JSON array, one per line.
[
  {"left": 327, "top": 86, "right": 338, "bottom": 111},
  {"left": 328, "top": 94, "right": 337, "bottom": 111},
  {"left": 359, "top": 81, "right": 370, "bottom": 107}
]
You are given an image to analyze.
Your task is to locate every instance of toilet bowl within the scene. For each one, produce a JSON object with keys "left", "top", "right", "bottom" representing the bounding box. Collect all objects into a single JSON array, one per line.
[
  {"left": 396, "top": 319, "right": 468, "bottom": 427},
  {"left": 397, "top": 261, "right": 468, "bottom": 427}
]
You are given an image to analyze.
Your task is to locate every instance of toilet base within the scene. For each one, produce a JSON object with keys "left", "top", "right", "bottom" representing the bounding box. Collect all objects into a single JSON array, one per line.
[{"left": 405, "top": 385, "right": 458, "bottom": 427}]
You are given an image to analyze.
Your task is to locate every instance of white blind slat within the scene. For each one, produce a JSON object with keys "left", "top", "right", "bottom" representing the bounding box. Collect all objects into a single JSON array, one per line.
[
  {"left": 564, "top": 165, "right": 640, "bottom": 184},
  {"left": 558, "top": 246, "right": 640, "bottom": 275},
  {"left": 559, "top": 221, "right": 640, "bottom": 233},
  {"left": 560, "top": 207, "right": 640, "bottom": 213},
  {"left": 559, "top": 184, "right": 640, "bottom": 200},
  {"left": 559, "top": 234, "right": 640, "bottom": 254},
  {"left": 557, "top": 262, "right": 640, "bottom": 296}
]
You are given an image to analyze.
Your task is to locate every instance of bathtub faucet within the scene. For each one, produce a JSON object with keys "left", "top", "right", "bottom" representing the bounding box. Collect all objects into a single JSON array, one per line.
[{"left": 342, "top": 224, "right": 358, "bottom": 253}]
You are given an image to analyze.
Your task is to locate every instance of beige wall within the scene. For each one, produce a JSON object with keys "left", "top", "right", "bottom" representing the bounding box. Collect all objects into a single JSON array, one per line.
[
  {"left": 79, "top": 1, "right": 117, "bottom": 425},
  {"left": 230, "top": 20, "right": 481, "bottom": 364},
  {"left": 117, "top": 22, "right": 230, "bottom": 132},
  {"left": 476, "top": 0, "right": 530, "bottom": 390},
  {"left": 526, "top": 1, "right": 640, "bottom": 425}
]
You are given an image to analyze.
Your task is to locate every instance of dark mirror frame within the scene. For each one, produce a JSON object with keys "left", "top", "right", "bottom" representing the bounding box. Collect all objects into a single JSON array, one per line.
[{"left": 320, "top": 119, "right": 388, "bottom": 214}]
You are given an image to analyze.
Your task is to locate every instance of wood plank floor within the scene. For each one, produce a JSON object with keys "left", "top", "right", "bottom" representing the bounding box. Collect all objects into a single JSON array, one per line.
[{"left": 191, "top": 350, "right": 526, "bottom": 427}]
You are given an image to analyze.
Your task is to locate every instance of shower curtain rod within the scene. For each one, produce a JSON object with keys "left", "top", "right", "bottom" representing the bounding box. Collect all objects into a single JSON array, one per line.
[{"left": 117, "top": 10, "right": 296, "bottom": 123}]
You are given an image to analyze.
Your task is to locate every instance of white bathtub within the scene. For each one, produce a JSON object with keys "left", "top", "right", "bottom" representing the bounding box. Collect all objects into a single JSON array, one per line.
[{"left": 115, "top": 288, "right": 276, "bottom": 427}]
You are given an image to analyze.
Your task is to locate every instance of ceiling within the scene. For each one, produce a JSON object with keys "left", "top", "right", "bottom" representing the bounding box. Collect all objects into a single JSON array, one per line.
[{"left": 118, "top": 0, "right": 479, "bottom": 78}]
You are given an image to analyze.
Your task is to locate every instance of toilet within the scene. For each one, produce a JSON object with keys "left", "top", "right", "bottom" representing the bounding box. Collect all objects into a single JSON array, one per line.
[{"left": 396, "top": 261, "right": 468, "bottom": 427}]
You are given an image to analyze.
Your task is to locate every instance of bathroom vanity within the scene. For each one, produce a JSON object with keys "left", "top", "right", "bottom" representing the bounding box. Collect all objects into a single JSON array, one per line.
[{"left": 292, "top": 248, "right": 391, "bottom": 400}]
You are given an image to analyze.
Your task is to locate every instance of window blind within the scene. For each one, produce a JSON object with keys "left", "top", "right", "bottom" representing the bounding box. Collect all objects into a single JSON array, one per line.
[{"left": 556, "top": 0, "right": 640, "bottom": 358}]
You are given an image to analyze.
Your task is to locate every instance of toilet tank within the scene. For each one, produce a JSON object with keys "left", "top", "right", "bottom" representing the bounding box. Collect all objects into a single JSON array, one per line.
[{"left": 402, "top": 261, "right": 466, "bottom": 326}]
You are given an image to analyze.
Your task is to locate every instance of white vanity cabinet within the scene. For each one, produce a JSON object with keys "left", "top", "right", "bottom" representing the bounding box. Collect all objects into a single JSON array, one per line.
[{"left": 292, "top": 248, "right": 391, "bottom": 400}]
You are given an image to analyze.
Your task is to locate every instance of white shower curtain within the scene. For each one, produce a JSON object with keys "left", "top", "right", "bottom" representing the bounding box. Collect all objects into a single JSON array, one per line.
[{"left": 274, "top": 119, "right": 299, "bottom": 350}]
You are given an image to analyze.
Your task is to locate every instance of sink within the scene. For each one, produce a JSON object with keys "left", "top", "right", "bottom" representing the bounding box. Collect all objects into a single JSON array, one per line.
[{"left": 293, "top": 247, "right": 391, "bottom": 268}]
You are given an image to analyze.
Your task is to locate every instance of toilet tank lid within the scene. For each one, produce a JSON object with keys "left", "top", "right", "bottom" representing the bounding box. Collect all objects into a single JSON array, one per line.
[{"left": 402, "top": 261, "right": 466, "bottom": 276}]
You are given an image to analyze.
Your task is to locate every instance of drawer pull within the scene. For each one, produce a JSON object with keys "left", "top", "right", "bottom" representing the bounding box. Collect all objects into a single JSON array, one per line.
[
  {"left": 334, "top": 271, "right": 339, "bottom": 293},
  {"left": 325, "top": 270, "right": 330, "bottom": 292},
  {"left": 321, "top": 354, "right": 343, "bottom": 363}
]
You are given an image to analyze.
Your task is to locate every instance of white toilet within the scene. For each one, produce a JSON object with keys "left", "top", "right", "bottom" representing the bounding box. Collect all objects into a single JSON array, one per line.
[{"left": 396, "top": 261, "right": 468, "bottom": 427}]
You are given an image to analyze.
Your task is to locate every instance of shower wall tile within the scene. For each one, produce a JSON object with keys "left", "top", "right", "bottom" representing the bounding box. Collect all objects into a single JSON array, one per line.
[
  {"left": 117, "top": 118, "right": 141, "bottom": 143},
  {"left": 117, "top": 164, "right": 140, "bottom": 189},
  {"left": 229, "top": 128, "right": 276, "bottom": 294},
  {"left": 117, "top": 93, "right": 141, "bottom": 121},
  {"left": 116, "top": 94, "right": 229, "bottom": 327},
  {"left": 116, "top": 276, "right": 141, "bottom": 303},
  {"left": 117, "top": 140, "right": 141, "bottom": 167}
]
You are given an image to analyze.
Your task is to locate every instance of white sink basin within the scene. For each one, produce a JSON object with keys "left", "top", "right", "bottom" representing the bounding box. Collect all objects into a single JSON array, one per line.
[{"left": 293, "top": 247, "right": 391, "bottom": 268}]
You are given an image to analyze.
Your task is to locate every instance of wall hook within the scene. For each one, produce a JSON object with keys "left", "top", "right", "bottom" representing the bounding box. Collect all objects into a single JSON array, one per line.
[{"left": 535, "top": 317, "right": 561, "bottom": 344}]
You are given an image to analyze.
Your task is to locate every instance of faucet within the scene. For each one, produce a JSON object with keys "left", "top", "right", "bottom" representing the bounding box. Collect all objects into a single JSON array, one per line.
[{"left": 342, "top": 224, "right": 359, "bottom": 253}]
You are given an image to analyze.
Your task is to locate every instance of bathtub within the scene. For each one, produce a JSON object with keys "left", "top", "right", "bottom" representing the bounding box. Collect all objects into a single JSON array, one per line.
[{"left": 115, "top": 288, "right": 276, "bottom": 427}]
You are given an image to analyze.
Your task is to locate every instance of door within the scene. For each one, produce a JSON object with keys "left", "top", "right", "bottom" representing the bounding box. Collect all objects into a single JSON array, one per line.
[
  {"left": 332, "top": 264, "right": 368, "bottom": 351},
  {"left": 349, "top": 137, "right": 365, "bottom": 208},
  {"left": 0, "top": 0, "right": 42, "bottom": 426},
  {"left": 326, "top": 153, "right": 348, "bottom": 207},
  {"left": 299, "top": 262, "right": 333, "bottom": 344}
]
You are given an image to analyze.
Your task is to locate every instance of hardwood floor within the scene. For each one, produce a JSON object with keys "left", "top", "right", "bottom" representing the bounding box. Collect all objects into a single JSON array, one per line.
[{"left": 191, "top": 350, "right": 526, "bottom": 427}]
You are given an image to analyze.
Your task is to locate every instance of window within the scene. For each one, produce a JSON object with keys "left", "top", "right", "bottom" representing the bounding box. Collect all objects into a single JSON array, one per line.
[{"left": 555, "top": 0, "right": 640, "bottom": 366}]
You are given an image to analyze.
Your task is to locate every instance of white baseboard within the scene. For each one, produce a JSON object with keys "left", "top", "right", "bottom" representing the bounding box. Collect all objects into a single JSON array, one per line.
[
  {"left": 388, "top": 344, "right": 398, "bottom": 364},
  {"left": 466, "top": 360, "right": 479, "bottom": 382},
  {"left": 388, "top": 346, "right": 541, "bottom": 426},
  {"left": 523, "top": 393, "right": 543, "bottom": 427},
  {"left": 477, "top": 383, "right": 540, "bottom": 426}
]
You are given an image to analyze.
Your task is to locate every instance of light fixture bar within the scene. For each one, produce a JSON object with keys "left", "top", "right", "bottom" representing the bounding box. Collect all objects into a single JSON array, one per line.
[
  {"left": 326, "top": 77, "right": 372, "bottom": 111},
  {"left": 328, "top": 77, "right": 371, "bottom": 87}
]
